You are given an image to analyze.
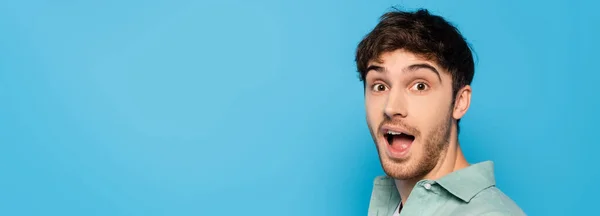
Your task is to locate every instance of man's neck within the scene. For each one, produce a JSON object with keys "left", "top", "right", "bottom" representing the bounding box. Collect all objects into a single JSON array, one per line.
[{"left": 394, "top": 140, "right": 470, "bottom": 205}]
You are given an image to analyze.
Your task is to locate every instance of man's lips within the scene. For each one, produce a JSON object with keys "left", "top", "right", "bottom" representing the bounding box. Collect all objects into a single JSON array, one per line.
[
  {"left": 380, "top": 125, "right": 414, "bottom": 137},
  {"left": 380, "top": 125, "right": 416, "bottom": 158}
]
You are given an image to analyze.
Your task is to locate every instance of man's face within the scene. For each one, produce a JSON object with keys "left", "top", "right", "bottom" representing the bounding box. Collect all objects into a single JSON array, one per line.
[{"left": 365, "top": 49, "right": 455, "bottom": 180}]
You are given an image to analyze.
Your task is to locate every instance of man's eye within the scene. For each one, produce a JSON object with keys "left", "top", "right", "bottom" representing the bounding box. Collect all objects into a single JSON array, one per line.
[
  {"left": 411, "top": 82, "right": 429, "bottom": 91},
  {"left": 372, "top": 83, "right": 388, "bottom": 92}
]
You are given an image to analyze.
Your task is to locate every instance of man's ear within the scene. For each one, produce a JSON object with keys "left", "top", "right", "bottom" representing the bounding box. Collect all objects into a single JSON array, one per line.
[{"left": 453, "top": 85, "right": 472, "bottom": 120}]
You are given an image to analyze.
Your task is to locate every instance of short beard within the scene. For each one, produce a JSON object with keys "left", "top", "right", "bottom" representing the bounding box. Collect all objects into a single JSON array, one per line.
[{"left": 368, "top": 111, "right": 452, "bottom": 180}]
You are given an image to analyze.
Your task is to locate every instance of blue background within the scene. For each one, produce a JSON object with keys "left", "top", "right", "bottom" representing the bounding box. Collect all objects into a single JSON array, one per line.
[{"left": 1, "top": 0, "right": 598, "bottom": 215}]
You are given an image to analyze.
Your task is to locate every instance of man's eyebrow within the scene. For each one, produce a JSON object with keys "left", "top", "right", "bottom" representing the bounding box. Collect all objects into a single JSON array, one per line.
[
  {"left": 365, "top": 63, "right": 442, "bottom": 83},
  {"left": 405, "top": 63, "right": 442, "bottom": 82},
  {"left": 366, "top": 65, "right": 385, "bottom": 73}
]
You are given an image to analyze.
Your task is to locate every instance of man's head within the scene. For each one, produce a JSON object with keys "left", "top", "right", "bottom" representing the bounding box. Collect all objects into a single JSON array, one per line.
[{"left": 355, "top": 8, "right": 475, "bottom": 180}]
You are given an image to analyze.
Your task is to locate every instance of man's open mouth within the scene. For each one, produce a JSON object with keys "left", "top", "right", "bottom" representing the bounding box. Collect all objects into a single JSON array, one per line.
[{"left": 383, "top": 129, "right": 415, "bottom": 153}]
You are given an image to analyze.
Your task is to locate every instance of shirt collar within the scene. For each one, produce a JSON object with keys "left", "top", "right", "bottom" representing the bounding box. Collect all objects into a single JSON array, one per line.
[
  {"left": 435, "top": 161, "right": 496, "bottom": 202},
  {"left": 370, "top": 176, "right": 401, "bottom": 215},
  {"left": 371, "top": 161, "right": 497, "bottom": 204}
]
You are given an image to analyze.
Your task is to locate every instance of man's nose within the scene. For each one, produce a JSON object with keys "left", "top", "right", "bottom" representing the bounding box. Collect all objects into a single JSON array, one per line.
[{"left": 384, "top": 89, "right": 408, "bottom": 119}]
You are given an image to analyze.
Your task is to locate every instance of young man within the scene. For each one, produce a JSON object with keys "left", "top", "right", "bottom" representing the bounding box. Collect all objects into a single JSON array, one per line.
[{"left": 355, "top": 8, "right": 525, "bottom": 216}]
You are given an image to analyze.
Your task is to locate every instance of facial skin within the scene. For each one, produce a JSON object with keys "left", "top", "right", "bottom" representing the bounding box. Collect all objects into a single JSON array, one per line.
[{"left": 365, "top": 49, "right": 470, "bottom": 181}]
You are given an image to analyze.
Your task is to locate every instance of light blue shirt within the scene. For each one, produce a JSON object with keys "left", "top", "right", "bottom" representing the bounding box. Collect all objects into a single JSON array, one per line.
[{"left": 367, "top": 161, "right": 526, "bottom": 215}]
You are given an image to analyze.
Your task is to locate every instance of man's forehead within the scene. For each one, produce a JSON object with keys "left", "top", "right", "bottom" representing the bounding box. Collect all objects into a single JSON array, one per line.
[
  {"left": 368, "top": 50, "right": 434, "bottom": 67},
  {"left": 364, "top": 50, "right": 448, "bottom": 83}
]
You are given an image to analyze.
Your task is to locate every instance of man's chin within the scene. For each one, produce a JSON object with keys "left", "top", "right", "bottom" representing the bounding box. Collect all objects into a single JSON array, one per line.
[
  {"left": 379, "top": 156, "right": 415, "bottom": 179},
  {"left": 382, "top": 167, "right": 415, "bottom": 180}
]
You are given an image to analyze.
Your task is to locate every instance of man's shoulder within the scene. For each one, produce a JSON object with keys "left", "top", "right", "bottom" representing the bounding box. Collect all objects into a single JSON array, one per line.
[{"left": 451, "top": 186, "right": 526, "bottom": 216}]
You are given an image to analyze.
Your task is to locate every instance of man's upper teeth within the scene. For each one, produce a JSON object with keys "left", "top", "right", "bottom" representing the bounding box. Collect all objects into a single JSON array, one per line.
[{"left": 387, "top": 131, "right": 402, "bottom": 135}]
